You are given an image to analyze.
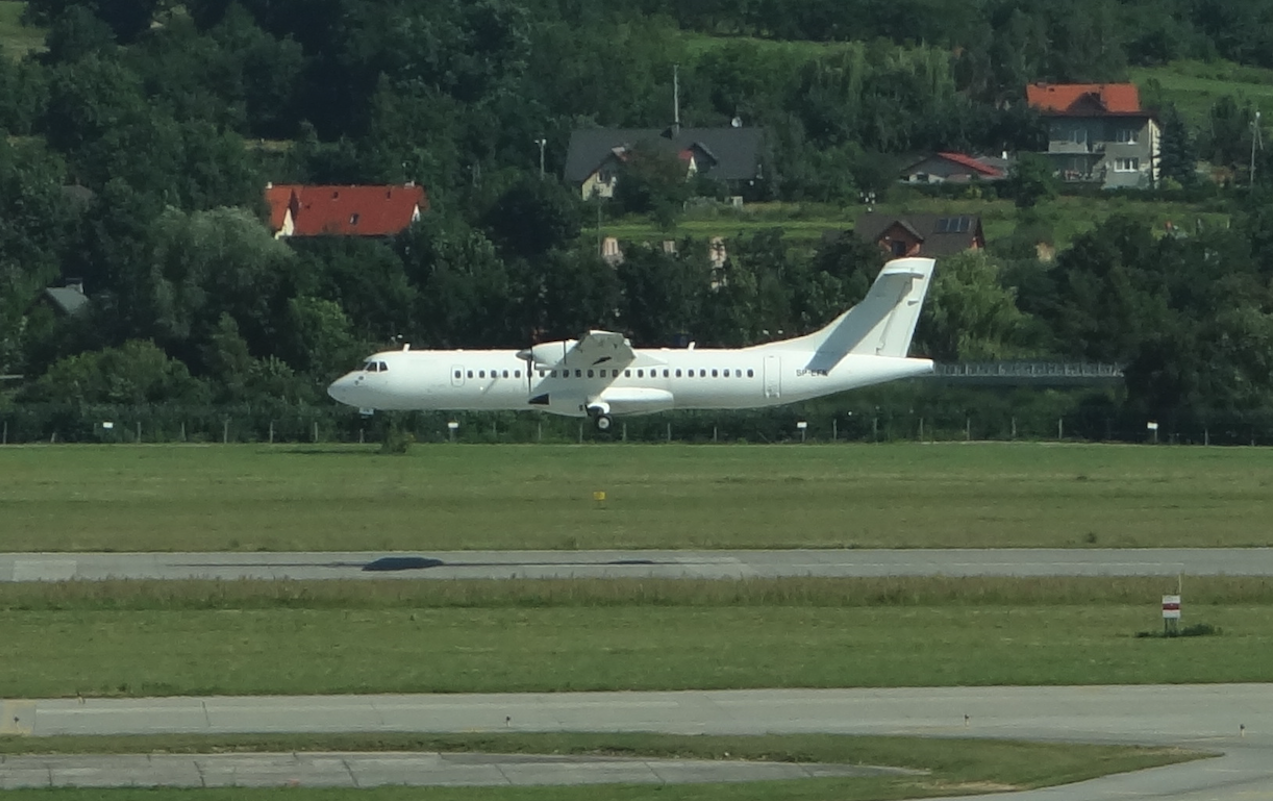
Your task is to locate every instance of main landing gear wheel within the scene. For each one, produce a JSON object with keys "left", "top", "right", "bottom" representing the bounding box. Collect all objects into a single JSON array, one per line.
[{"left": 594, "top": 414, "right": 613, "bottom": 432}]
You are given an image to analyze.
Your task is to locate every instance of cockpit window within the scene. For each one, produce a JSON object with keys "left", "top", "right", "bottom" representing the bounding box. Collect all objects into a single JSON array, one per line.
[
  {"left": 378, "top": 361, "right": 388, "bottom": 372},
  {"left": 363, "top": 361, "right": 374, "bottom": 371}
]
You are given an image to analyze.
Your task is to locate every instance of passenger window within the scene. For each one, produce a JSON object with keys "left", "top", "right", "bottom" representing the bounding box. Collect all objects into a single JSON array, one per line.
[
  {"left": 700, "top": 369, "right": 707, "bottom": 377},
  {"left": 502, "top": 370, "right": 509, "bottom": 378},
  {"left": 637, "top": 369, "right": 644, "bottom": 378},
  {"left": 467, "top": 370, "right": 473, "bottom": 379},
  {"left": 675, "top": 369, "right": 682, "bottom": 378},
  {"left": 587, "top": 369, "right": 594, "bottom": 378},
  {"left": 516, "top": 370, "right": 522, "bottom": 378},
  {"left": 736, "top": 369, "right": 742, "bottom": 377},
  {"left": 625, "top": 369, "right": 631, "bottom": 378},
  {"left": 479, "top": 370, "right": 486, "bottom": 378},
  {"left": 575, "top": 369, "right": 582, "bottom": 378},
  {"left": 747, "top": 369, "right": 754, "bottom": 378},
  {"left": 454, "top": 370, "right": 461, "bottom": 379},
  {"left": 711, "top": 369, "right": 718, "bottom": 378},
  {"left": 663, "top": 369, "right": 669, "bottom": 377}
]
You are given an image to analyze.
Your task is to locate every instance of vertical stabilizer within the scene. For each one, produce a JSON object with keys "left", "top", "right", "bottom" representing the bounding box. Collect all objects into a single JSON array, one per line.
[{"left": 798, "top": 257, "right": 935, "bottom": 369}]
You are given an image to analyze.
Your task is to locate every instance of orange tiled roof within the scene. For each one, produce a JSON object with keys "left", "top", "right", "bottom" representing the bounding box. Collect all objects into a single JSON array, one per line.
[
  {"left": 1025, "top": 83, "right": 1143, "bottom": 115},
  {"left": 265, "top": 184, "right": 427, "bottom": 236},
  {"left": 935, "top": 152, "right": 1003, "bottom": 178}
]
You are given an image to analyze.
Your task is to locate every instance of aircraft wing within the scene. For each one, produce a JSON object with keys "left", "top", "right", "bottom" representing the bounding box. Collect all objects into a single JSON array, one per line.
[{"left": 562, "top": 330, "right": 635, "bottom": 369}]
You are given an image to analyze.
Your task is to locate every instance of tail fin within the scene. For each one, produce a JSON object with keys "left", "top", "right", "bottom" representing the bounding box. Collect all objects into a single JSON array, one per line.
[{"left": 802, "top": 257, "right": 935, "bottom": 367}]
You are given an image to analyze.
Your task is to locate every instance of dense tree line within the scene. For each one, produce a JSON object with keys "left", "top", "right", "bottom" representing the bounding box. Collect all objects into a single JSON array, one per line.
[{"left": 3, "top": 0, "right": 1273, "bottom": 430}]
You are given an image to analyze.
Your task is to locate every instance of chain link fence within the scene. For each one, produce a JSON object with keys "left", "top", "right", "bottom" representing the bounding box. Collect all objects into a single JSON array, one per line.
[{"left": 2, "top": 399, "right": 1272, "bottom": 446}]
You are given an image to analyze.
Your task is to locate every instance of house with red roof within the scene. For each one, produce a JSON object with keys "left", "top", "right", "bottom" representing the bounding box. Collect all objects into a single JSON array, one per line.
[
  {"left": 265, "top": 184, "right": 428, "bottom": 238},
  {"left": 1025, "top": 83, "right": 1159, "bottom": 189},
  {"left": 901, "top": 152, "right": 1007, "bottom": 184}
]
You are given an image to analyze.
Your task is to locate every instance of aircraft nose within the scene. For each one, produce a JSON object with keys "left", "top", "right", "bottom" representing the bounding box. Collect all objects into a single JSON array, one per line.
[{"left": 327, "top": 373, "right": 359, "bottom": 406}]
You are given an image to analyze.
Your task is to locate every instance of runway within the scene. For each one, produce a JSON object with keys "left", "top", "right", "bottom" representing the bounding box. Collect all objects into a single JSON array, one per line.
[
  {"left": 4, "top": 685, "right": 1272, "bottom": 798},
  {"left": 4, "top": 547, "right": 1273, "bottom": 581}
]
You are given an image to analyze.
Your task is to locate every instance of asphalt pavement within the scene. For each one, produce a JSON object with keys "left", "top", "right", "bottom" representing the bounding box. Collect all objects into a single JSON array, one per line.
[
  {"left": 4, "top": 547, "right": 1273, "bottom": 581},
  {"left": 4, "top": 685, "right": 1272, "bottom": 797}
]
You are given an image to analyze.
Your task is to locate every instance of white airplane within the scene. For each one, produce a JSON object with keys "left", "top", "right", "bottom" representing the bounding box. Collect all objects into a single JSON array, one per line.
[{"left": 327, "top": 256, "right": 935, "bottom": 430}]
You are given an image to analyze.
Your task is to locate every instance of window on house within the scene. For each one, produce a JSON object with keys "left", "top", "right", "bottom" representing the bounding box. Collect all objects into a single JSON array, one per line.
[
  {"left": 1114, "top": 157, "right": 1140, "bottom": 172},
  {"left": 1115, "top": 128, "right": 1138, "bottom": 144},
  {"left": 1068, "top": 127, "right": 1087, "bottom": 145},
  {"left": 891, "top": 240, "right": 907, "bottom": 256}
]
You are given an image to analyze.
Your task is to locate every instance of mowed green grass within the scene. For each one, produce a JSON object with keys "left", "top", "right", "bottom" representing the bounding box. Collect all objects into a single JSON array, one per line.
[
  {"left": 0, "top": 578, "right": 1265, "bottom": 697},
  {"left": 1, "top": 443, "right": 1271, "bottom": 551},
  {"left": 0, "top": 733, "right": 1201, "bottom": 801}
]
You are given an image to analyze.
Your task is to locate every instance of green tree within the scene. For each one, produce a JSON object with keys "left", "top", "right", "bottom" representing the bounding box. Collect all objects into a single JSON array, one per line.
[
  {"left": 1157, "top": 104, "right": 1198, "bottom": 187},
  {"left": 482, "top": 176, "right": 581, "bottom": 259},
  {"left": 919, "top": 250, "right": 1031, "bottom": 362},
  {"left": 1003, "top": 153, "right": 1057, "bottom": 209},
  {"left": 21, "top": 339, "right": 209, "bottom": 404}
]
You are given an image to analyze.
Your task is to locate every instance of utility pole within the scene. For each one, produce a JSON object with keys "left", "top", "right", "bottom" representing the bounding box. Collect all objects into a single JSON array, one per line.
[
  {"left": 1251, "top": 111, "right": 1263, "bottom": 187},
  {"left": 534, "top": 137, "right": 546, "bottom": 178},
  {"left": 673, "top": 64, "right": 680, "bottom": 134}
]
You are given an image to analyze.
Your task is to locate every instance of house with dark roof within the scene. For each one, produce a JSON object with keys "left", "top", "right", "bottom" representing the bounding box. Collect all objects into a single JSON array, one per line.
[
  {"left": 264, "top": 184, "right": 428, "bottom": 238},
  {"left": 901, "top": 152, "right": 1007, "bottom": 184},
  {"left": 1025, "top": 83, "right": 1160, "bottom": 189},
  {"left": 564, "top": 127, "right": 765, "bottom": 200},
  {"left": 855, "top": 213, "right": 985, "bottom": 258}
]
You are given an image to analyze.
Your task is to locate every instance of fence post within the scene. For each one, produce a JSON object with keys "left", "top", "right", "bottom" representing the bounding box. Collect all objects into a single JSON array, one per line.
[
  {"left": 666, "top": 422, "right": 672, "bottom": 443},
  {"left": 965, "top": 416, "right": 971, "bottom": 441},
  {"left": 1204, "top": 427, "right": 1209, "bottom": 447},
  {"left": 1058, "top": 418, "right": 1064, "bottom": 440},
  {"left": 832, "top": 419, "right": 838, "bottom": 441},
  {"left": 918, "top": 417, "right": 924, "bottom": 441},
  {"left": 223, "top": 419, "right": 229, "bottom": 444},
  {"left": 873, "top": 416, "right": 878, "bottom": 442},
  {"left": 1011, "top": 416, "right": 1016, "bottom": 439},
  {"left": 537, "top": 421, "right": 542, "bottom": 442},
  {"left": 3, "top": 419, "right": 8, "bottom": 445},
  {"left": 136, "top": 420, "right": 142, "bottom": 443},
  {"left": 578, "top": 423, "right": 583, "bottom": 444},
  {"left": 269, "top": 421, "right": 275, "bottom": 444},
  {"left": 713, "top": 426, "right": 718, "bottom": 443},
  {"left": 180, "top": 422, "right": 186, "bottom": 442},
  {"left": 622, "top": 422, "right": 627, "bottom": 442}
]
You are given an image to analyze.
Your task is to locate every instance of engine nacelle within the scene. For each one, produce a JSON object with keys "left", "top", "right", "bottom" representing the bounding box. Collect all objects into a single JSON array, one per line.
[{"left": 518, "top": 340, "right": 576, "bottom": 370}]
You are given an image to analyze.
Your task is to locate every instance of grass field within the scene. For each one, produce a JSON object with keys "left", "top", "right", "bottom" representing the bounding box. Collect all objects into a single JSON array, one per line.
[
  {"left": 0, "top": 733, "right": 1200, "bottom": 801},
  {"left": 1132, "top": 59, "right": 1273, "bottom": 130},
  {"left": 605, "top": 194, "right": 1231, "bottom": 252},
  {"left": 1, "top": 442, "right": 1270, "bottom": 552},
  {"left": 0, "top": 577, "right": 1263, "bottom": 697}
]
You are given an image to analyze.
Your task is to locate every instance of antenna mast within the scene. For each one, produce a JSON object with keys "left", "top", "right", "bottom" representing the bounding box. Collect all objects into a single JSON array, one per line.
[
  {"left": 673, "top": 64, "right": 680, "bottom": 134},
  {"left": 1252, "top": 110, "right": 1263, "bottom": 187}
]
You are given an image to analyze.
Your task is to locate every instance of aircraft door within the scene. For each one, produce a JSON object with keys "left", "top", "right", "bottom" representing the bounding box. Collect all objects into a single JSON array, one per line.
[
  {"left": 764, "top": 355, "right": 781, "bottom": 398},
  {"left": 451, "top": 365, "right": 465, "bottom": 387}
]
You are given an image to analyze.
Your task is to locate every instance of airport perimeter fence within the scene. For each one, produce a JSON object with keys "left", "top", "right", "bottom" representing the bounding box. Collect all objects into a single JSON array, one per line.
[{"left": 4, "top": 402, "right": 1273, "bottom": 447}]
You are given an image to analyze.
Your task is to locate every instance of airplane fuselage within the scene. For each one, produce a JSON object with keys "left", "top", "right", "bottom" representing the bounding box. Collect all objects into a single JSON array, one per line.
[{"left": 329, "top": 346, "right": 933, "bottom": 417}]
